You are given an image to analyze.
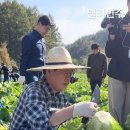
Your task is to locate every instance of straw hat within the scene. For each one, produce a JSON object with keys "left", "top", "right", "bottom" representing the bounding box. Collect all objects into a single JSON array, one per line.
[{"left": 27, "top": 46, "right": 90, "bottom": 71}]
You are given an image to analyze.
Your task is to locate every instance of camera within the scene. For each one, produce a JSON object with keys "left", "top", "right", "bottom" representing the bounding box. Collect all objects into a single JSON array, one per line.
[
  {"left": 70, "top": 76, "right": 78, "bottom": 84},
  {"left": 101, "top": 10, "right": 122, "bottom": 35}
]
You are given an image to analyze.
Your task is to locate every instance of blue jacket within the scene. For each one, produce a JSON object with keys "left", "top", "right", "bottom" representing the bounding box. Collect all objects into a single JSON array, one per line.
[{"left": 20, "top": 30, "right": 46, "bottom": 76}]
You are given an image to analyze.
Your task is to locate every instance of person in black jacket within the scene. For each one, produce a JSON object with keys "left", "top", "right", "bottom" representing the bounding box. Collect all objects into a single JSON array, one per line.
[
  {"left": 105, "top": 0, "right": 130, "bottom": 127},
  {"left": 0, "top": 63, "right": 9, "bottom": 82},
  {"left": 87, "top": 43, "right": 107, "bottom": 94},
  {"left": 19, "top": 15, "right": 53, "bottom": 84}
]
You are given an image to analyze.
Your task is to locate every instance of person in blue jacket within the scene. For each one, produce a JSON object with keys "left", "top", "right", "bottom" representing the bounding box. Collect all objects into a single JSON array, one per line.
[{"left": 19, "top": 15, "right": 53, "bottom": 84}]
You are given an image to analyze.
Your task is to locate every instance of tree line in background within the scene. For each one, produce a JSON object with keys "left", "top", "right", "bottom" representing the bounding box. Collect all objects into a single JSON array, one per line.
[
  {"left": 0, "top": 0, "right": 62, "bottom": 68},
  {"left": 67, "top": 30, "right": 108, "bottom": 65},
  {"left": 0, "top": 0, "right": 109, "bottom": 69},
  {"left": 0, "top": 42, "right": 13, "bottom": 69}
]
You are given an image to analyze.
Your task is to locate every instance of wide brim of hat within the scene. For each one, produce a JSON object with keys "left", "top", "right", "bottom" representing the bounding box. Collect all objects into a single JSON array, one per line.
[{"left": 27, "top": 64, "right": 90, "bottom": 71}]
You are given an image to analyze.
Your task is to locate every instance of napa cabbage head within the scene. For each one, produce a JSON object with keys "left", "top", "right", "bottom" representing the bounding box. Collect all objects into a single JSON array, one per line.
[{"left": 86, "top": 111, "right": 122, "bottom": 130}]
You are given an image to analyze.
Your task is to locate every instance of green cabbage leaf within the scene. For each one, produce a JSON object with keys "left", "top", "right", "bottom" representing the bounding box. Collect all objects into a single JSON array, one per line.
[{"left": 86, "top": 111, "right": 122, "bottom": 130}]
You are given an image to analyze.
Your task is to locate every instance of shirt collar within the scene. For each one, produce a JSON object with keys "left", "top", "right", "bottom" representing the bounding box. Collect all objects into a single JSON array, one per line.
[{"left": 33, "top": 29, "right": 43, "bottom": 39}]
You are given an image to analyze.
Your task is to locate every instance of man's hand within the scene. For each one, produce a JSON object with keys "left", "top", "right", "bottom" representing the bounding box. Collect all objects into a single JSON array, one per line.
[
  {"left": 73, "top": 102, "right": 98, "bottom": 118},
  {"left": 18, "top": 76, "right": 25, "bottom": 84}
]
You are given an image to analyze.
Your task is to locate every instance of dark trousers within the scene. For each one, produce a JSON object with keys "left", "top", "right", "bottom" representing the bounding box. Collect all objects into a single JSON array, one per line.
[
  {"left": 25, "top": 71, "right": 42, "bottom": 84},
  {"left": 3, "top": 74, "right": 9, "bottom": 82},
  {"left": 90, "top": 79, "right": 102, "bottom": 94}
]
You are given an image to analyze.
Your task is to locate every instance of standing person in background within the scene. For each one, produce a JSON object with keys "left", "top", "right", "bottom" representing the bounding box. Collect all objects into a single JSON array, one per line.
[
  {"left": 19, "top": 15, "right": 53, "bottom": 84},
  {"left": 105, "top": 0, "right": 130, "bottom": 127},
  {"left": 87, "top": 43, "right": 107, "bottom": 94},
  {"left": 0, "top": 63, "right": 9, "bottom": 82}
]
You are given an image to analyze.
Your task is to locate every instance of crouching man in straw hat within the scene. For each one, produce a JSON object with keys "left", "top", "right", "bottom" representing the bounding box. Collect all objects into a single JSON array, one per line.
[{"left": 9, "top": 46, "right": 98, "bottom": 130}]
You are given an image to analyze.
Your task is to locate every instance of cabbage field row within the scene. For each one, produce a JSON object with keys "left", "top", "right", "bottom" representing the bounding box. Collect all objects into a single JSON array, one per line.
[
  {"left": 58, "top": 73, "right": 108, "bottom": 130},
  {"left": 0, "top": 72, "right": 127, "bottom": 130}
]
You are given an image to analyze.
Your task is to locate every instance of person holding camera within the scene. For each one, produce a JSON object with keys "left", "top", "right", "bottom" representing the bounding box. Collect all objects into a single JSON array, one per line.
[{"left": 105, "top": 0, "right": 130, "bottom": 127}]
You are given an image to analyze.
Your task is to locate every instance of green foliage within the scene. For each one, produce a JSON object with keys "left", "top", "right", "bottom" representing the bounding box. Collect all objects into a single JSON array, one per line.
[
  {"left": 58, "top": 118, "right": 82, "bottom": 130},
  {"left": 45, "top": 14, "right": 62, "bottom": 52},
  {"left": 85, "top": 111, "right": 122, "bottom": 130},
  {"left": 0, "top": 42, "right": 12, "bottom": 68},
  {"left": 67, "top": 39, "right": 91, "bottom": 65},
  {"left": 67, "top": 30, "right": 108, "bottom": 65},
  {"left": 0, "top": 0, "right": 38, "bottom": 63},
  {"left": 0, "top": 108, "right": 10, "bottom": 123},
  {"left": 65, "top": 73, "right": 91, "bottom": 103},
  {"left": 0, "top": 73, "right": 109, "bottom": 129},
  {"left": 65, "top": 73, "right": 108, "bottom": 110},
  {"left": 0, "top": 82, "right": 22, "bottom": 127},
  {"left": 124, "top": 114, "right": 130, "bottom": 130},
  {"left": 59, "top": 73, "right": 109, "bottom": 130},
  {"left": 0, "top": 0, "right": 62, "bottom": 64}
]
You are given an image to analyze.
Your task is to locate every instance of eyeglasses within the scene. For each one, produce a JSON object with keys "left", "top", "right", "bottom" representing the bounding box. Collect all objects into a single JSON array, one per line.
[{"left": 56, "top": 69, "right": 74, "bottom": 77}]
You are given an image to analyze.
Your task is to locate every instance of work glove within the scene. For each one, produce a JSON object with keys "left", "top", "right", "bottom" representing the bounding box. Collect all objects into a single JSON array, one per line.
[
  {"left": 18, "top": 76, "right": 25, "bottom": 84},
  {"left": 73, "top": 101, "right": 98, "bottom": 118}
]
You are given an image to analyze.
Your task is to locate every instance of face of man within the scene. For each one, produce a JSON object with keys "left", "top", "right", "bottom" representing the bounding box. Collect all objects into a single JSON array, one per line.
[
  {"left": 42, "top": 25, "right": 51, "bottom": 36},
  {"left": 46, "top": 69, "right": 74, "bottom": 92},
  {"left": 92, "top": 48, "right": 99, "bottom": 55},
  {"left": 37, "top": 22, "right": 51, "bottom": 37}
]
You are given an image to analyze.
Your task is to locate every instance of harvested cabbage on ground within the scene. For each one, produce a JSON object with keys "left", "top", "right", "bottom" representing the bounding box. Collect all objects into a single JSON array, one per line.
[
  {"left": 59, "top": 111, "right": 123, "bottom": 130},
  {"left": 85, "top": 111, "right": 122, "bottom": 130}
]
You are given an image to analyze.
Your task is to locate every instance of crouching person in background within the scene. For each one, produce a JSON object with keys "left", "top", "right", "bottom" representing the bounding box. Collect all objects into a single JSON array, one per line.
[
  {"left": 9, "top": 46, "right": 98, "bottom": 130},
  {"left": 9, "top": 71, "right": 20, "bottom": 82}
]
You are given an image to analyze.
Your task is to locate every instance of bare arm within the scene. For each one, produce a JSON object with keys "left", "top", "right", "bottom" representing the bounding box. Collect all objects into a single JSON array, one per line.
[
  {"left": 49, "top": 101, "right": 98, "bottom": 127},
  {"left": 49, "top": 105, "right": 74, "bottom": 126}
]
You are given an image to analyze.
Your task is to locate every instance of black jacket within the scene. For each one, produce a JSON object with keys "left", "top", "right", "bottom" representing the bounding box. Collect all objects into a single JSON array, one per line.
[
  {"left": 87, "top": 52, "right": 107, "bottom": 80},
  {"left": 105, "top": 13, "right": 130, "bottom": 82},
  {"left": 1, "top": 65, "right": 9, "bottom": 76}
]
